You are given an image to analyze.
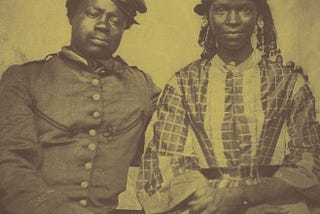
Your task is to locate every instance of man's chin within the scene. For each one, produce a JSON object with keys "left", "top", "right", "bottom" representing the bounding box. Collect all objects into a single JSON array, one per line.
[{"left": 83, "top": 47, "right": 114, "bottom": 60}]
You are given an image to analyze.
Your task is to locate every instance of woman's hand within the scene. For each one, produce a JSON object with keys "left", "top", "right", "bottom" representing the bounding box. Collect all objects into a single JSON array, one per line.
[{"left": 188, "top": 186, "right": 244, "bottom": 214}]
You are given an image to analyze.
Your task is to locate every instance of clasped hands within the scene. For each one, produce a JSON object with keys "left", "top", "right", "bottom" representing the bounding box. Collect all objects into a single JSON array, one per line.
[
  {"left": 188, "top": 185, "right": 245, "bottom": 214},
  {"left": 187, "top": 185, "right": 289, "bottom": 214}
]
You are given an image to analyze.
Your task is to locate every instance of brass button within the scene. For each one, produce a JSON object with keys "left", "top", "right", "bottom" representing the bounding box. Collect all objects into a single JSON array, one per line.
[
  {"left": 79, "top": 199, "right": 88, "bottom": 206},
  {"left": 103, "top": 132, "right": 113, "bottom": 141},
  {"left": 92, "top": 111, "right": 101, "bottom": 118},
  {"left": 89, "top": 129, "right": 96, "bottom": 136},
  {"left": 81, "top": 181, "right": 89, "bottom": 189},
  {"left": 88, "top": 143, "right": 96, "bottom": 151},
  {"left": 92, "top": 94, "right": 101, "bottom": 101},
  {"left": 85, "top": 162, "right": 93, "bottom": 170},
  {"left": 91, "top": 79, "right": 99, "bottom": 86}
]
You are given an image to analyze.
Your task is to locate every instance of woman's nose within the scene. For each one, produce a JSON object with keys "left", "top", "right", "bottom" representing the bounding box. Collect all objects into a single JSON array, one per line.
[{"left": 226, "top": 10, "right": 241, "bottom": 25}]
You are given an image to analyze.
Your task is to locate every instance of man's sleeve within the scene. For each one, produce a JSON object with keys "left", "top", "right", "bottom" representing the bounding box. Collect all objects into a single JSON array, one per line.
[
  {"left": 274, "top": 74, "right": 320, "bottom": 203},
  {"left": 0, "top": 65, "right": 92, "bottom": 214},
  {"left": 136, "top": 78, "right": 208, "bottom": 214},
  {"left": 130, "top": 72, "right": 161, "bottom": 166}
]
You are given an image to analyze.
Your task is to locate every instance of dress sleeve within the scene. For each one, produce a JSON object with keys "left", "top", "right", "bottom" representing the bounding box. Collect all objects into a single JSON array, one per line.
[
  {"left": 0, "top": 65, "right": 92, "bottom": 214},
  {"left": 136, "top": 77, "right": 208, "bottom": 214},
  {"left": 274, "top": 74, "right": 320, "bottom": 202}
]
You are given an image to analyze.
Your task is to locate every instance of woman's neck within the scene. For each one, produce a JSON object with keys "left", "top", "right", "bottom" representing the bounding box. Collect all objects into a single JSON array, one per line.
[{"left": 217, "top": 43, "right": 254, "bottom": 66}]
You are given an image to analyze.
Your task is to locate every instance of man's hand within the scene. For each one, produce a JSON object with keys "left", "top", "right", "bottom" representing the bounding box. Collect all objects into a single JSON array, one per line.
[
  {"left": 188, "top": 185, "right": 218, "bottom": 214},
  {"left": 53, "top": 203, "right": 95, "bottom": 214},
  {"left": 188, "top": 186, "right": 244, "bottom": 214},
  {"left": 245, "top": 204, "right": 289, "bottom": 214}
]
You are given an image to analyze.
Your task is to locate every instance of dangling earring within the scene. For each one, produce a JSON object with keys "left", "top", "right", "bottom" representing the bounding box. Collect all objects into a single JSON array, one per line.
[
  {"left": 200, "top": 17, "right": 210, "bottom": 47},
  {"left": 256, "top": 15, "right": 264, "bottom": 52}
]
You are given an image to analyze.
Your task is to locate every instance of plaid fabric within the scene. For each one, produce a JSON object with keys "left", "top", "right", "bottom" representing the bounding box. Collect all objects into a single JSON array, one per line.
[
  {"left": 137, "top": 59, "right": 212, "bottom": 202},
  {"left": 221, "top": 64, "right": 253, "bottom": 167},
  {"left": 137, "top": 57, "right": 320, "bottom": 212}
]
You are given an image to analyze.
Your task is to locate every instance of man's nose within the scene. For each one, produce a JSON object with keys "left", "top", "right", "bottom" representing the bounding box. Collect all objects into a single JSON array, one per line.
[
  {"left": 226, "top": 11, "right": 241, "bottom": 25},
  {"left": 94, "top": 18, "right": 111, "bottom": 34}
]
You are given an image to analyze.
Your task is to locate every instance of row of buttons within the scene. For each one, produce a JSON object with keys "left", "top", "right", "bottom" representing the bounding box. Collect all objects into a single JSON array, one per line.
[
  {"left": 89, "top": 129, "right": 113, "bottom": 140},
  {"left": 91, "top": 85, "right": 101, "bottom": 119},
  {"left": 80, "top": 79, "right": 101, "bottom": 207}
]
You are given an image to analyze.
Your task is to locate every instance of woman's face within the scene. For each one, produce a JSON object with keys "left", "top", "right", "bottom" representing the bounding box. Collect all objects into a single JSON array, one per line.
[{"left": 209, "top": 0, "right": 258, "bottom": 51}]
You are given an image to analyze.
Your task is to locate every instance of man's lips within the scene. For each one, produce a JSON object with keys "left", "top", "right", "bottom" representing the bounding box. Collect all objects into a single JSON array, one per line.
[{"left": 90, "top": 37, "right": 110, "bottom": 47}]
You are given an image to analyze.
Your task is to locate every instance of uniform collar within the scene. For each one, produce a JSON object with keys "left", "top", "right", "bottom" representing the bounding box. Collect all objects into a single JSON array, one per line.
[{"left": 60, "top": 46, "right": 126, "bottom": 74}]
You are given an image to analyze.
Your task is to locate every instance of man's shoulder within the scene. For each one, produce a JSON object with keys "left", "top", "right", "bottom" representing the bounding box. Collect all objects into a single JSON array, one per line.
[
  {"left": 4, "top": 53, "right": 58, "bottom": 76},
  {"left": 114, "top": 55, "right": 151, "bottom": 81}
]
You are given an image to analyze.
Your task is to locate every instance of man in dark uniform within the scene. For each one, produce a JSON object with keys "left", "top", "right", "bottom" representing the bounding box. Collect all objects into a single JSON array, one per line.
[{"left": 0, "top": 0, "right": 160, "bottom": 213}]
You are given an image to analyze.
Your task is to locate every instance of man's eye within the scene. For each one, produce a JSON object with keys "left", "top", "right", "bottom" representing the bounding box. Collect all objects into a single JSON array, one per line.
[
  {"left": 109, "top": 17, "right": 121, "bottom": 26},
  {"left": 86, "top": 9, "right": 100, "bottom": 18}
]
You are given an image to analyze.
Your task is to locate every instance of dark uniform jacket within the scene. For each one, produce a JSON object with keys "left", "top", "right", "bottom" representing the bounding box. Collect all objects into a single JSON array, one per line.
[{"left": 0, "top": 47, "right": 160, "bottom": 214}]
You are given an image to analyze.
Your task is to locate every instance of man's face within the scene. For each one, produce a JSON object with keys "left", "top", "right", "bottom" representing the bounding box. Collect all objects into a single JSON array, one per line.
[
  {"left": 70, "top": 0, "right": 128, "bottom": 59},
  {"left": 209, "top": 0, "right": 257, "bottom": 51}
]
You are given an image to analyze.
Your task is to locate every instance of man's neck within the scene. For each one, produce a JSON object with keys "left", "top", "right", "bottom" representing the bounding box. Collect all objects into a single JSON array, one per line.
[
  {"left": 216, "top": 44, "right": 253, "bottom": 66},
  {"left": 68, "top": 46, "right": 113, "bottom": 62}
]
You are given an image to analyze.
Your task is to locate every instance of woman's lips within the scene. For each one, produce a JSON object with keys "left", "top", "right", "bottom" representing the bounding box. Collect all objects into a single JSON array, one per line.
[{"left": 223, "top": 32, "right": 244, "bottom": 39}]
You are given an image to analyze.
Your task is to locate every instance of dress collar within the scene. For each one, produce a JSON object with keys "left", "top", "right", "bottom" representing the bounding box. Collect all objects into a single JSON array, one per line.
[{"left": 211, "top": 51, "right": 261, "bottom": 75}]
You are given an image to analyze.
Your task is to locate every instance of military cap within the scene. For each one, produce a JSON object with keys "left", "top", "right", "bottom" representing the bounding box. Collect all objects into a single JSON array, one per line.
[{"left": 111, "top": 0, "right": 147, "bottom": 24}]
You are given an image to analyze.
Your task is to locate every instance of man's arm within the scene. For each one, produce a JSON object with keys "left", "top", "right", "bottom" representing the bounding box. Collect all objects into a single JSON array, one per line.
[{"left": 0, "top": 65, "right": 93, "bottom": 214}]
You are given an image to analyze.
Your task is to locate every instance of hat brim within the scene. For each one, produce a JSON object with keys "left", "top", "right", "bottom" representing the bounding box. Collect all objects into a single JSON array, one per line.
[
  {"left": 194, "top": 0, "right": 211, "bottom": 16},
  {"left": 194, "top": 4, "right": 207, "bottom": 16}
]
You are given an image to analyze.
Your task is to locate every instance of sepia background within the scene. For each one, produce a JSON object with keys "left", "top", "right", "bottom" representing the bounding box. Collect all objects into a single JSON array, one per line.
[{"left": 0, "top": 0, "right": 319, "bottom": 210}]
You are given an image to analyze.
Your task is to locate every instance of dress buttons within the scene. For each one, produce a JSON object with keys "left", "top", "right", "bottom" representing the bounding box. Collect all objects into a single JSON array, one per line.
[
  {"left": 92, "top": 94, "right": 101, "bottom": 101},
  {"left": 85, "top": 162, "right": 93, "bottom": 170},
  {"left": 88, "top": 143, "right": 96, "bottom": 151},
  {"left": 92, "top": 111, "right": 101, "bottom": 118},
  {"left": 81, "top": 181, "right": 89, "bottom": 189},
  {"left": 89, "top": 129, "right": 97, "bottom": 136},
  {"left": 79, "top": 199, "right": 88, "bottom": 206},
  {"left": 91, "top": 79, "right": 100, "bottom": 86}
]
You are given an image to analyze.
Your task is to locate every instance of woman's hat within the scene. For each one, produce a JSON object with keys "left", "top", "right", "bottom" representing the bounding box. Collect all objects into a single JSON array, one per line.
[{"left": 194, "top": 0, "right": 211, "bottom": 16}]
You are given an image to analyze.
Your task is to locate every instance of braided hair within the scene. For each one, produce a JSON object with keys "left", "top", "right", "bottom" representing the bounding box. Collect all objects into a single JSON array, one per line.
[{"left": 195, "top": 0, "right": 280, "bottom": 60}]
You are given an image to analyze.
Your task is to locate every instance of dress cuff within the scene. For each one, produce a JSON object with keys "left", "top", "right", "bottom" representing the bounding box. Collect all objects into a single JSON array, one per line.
[
  {"left": 138, "top": 170, "right": 208, "bottom": 214},
  {"left": 274, "top": 166, "right": 318, "bottom": 189}
]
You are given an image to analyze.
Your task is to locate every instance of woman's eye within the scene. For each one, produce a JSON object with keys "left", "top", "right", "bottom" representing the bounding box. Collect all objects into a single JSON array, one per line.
[
  {"left": 216, "top": 7, "right": 227, "bottom": 14},
  {"left": 241, "top": 7, "right": 251, "bottom": 13}
]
